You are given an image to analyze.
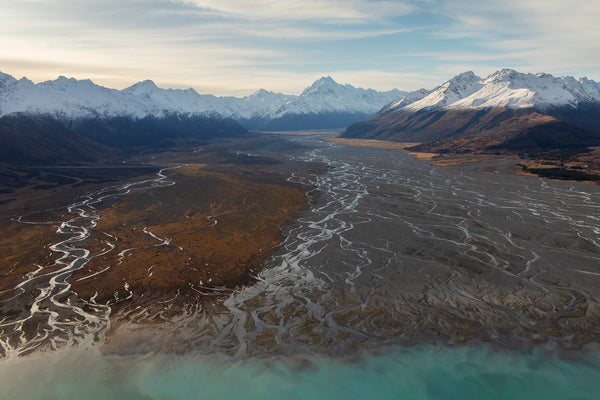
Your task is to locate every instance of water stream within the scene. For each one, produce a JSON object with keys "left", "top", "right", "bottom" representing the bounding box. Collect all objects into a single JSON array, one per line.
[{"left": 0, "top": 167, "right": 180, "bottom": 358}]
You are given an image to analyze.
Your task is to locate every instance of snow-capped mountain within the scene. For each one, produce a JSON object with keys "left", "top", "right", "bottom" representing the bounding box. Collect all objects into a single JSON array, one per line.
[
  {"left": 401, "top": 71, "right": 483, "bottom": 112},
  {"left": 450, "top": 69, "right": 600, "bottom": 110},
  {"left": 0, "top": 72, "right": 402, "bottom": 130},
  {"left": 119, "top": 75, "right": 403, "bottom": 129},
  {"left": 386, "top": 69, "right": 600, "bottom": 114},
  {"left": 0, "top": 72, "right": 156, "bottom": 119},
  {"left": 251, "top": 76, "right": 403, "bottom": 130},
  {"left": 343, "top": 69, "right": 600, "bottom": 153},
  {"left": 279, "top": 76, "right": 402, "bottom": 116}
]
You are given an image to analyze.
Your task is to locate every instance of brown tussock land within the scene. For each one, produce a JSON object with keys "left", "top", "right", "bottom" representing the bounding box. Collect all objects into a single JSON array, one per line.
[
  {"left": 0, "top": 222, "right": 58, "bottom": 296},
  {"left": 69, "top": 164, "right": 308, "bottom": 309}
]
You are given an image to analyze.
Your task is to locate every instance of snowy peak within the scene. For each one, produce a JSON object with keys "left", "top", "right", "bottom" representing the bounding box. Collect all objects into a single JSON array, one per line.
[
  {"left": 402, "top": 71, "right": 483, "bottom": 112},
  {"left": 301, "top": 76, "right": 345, "bottom": 96},
  {"left": 385, "top": 88, "right": 431, "bottom": 111},
  {"left": 247, "top": 88, "right": 287, "bottom": 103},
  {"left": 123, "top": 79, "right": 161, "bottom": 95},
  {"left": 483, "top": 68, "right": 520, "bottom": 83},
  {"left": 276, "top": 76, "right": 404, "bottom": 117},
  {"left": 252, "top": 88, "right": 276, "bottom": 98},
  {"left": 449, "top": 70, "right": 480, "bottom": 84},
  {"left": 386, "top": 69, "right": 600, "bottom": 113},
  {"left": 454, "top": 69, "right": 600, "bottom": 110},
  {"left": 0, "top": 70, "right": 401, "bottom": 128},
  {"left": 0, "top": 71, "right": 18, "bottom": 88}
]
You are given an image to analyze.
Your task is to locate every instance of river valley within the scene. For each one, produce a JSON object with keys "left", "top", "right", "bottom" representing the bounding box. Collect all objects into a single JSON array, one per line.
[{"left": 1, "top": 133, "right": 600, "bottom": 398}]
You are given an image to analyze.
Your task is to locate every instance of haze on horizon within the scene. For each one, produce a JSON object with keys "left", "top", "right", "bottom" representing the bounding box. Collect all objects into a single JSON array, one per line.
[{"left": 1, "top": 0, "right": 599, "bottom": 96}]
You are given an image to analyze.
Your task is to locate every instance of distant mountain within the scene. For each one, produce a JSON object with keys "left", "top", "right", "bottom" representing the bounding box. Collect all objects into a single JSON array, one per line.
[
  {"left": 121, "top": 75, "right": 404, "bottom": 130},
  {"left": 0, "top": 72, "right": 403, "bottom": 131},
  {"left": 0, "top": 72, "right": 154, "bottom": 119},
  {"left": 248, "top": 77, "right": 403, "bottom": 130},
  {"left": 343, "top": 69, "right": 600, "bottom": 154}
]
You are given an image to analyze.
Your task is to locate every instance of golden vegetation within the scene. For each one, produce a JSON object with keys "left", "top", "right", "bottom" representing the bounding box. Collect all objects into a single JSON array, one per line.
[
  {"left": 0, "top": 221, "right": 58, "bottom": 296},
  {"left": 328, "top": 136, "right": 600, "bottom": 183},
  {"left": 69, "top": 164, "right": 308, "bottom": 307},
  {"left": 516, "top": 146, "right": 600, "bottom": 184}
]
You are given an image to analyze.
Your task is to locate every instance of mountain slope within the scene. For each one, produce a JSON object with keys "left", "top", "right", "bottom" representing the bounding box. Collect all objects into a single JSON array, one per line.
[
  {"left": 342, "top": 69, "right": 600, "bottom": 154},
  {"left": 68, "top": 114, "right": 248, "bottom": 148},
  {"left": 401, "top": 71, "right": 483, "bottom": 112},
  {"left": 0, "top": 114, "right": 116, "bottom": 163}
]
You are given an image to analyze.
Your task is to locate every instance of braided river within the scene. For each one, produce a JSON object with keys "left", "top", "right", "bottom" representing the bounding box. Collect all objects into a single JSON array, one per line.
[{"left": 2, "top": 134, "right": 600, "bottom": 399}]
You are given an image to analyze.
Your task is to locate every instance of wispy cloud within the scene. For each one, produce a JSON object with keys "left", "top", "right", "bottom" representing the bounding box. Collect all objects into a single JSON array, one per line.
[
  {"left": 428, "top": 0, "right": 600, "bottom": 75},
  {"left": 175, "top": 0, "right": 414, "bottom": 23},
  {"left": 234, "top": 26, "right": 409, "bottom": 41}
]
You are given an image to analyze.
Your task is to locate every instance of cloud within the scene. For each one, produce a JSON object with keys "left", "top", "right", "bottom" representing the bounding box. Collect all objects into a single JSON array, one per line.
[
  {"left": 431, "top": 0, "right": 600, "bottom": 73},
  {"left": 234, "top": 25, "right": 408, "bottom": 41},
  {"left": 175, "top": 0, "right": 414, "bottom": 23}
]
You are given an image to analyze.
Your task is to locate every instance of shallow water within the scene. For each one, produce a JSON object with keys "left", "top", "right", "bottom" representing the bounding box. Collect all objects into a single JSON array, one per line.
[{"left": 1, "top": 344, "right": 599, "bottom": 399}]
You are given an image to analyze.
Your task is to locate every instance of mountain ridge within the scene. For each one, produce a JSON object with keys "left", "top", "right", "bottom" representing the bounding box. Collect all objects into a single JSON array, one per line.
[
  {"left": 385, "top": 69, "right": 600, "bottom": 114},
  {"left": 342, "top": 69, "right": 600, "bottom": 156},
  {"left": 0, "top": 72, "right": 403, "bottom": 130}
]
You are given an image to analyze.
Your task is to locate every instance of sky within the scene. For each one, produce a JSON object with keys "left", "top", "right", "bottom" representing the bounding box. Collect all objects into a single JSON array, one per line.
[{"left": 0, "top": 0, "right": 599, "bottom": 96}]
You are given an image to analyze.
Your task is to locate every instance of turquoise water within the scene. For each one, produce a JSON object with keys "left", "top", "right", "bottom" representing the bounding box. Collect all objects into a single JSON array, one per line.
[{"left": 2, "top": 345, "right": 599, "bottom": 399}]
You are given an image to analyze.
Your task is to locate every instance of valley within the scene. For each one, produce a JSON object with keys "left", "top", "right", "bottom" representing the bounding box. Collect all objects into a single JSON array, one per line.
[
  {"left": 3, "top": 0, "right": 600, "bottom": 395},
  {"left": 1, "top": 130, "right": 600, "bottom": 398}
]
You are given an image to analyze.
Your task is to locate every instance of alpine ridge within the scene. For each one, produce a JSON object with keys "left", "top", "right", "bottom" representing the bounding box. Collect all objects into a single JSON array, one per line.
[
  {"left": 343, "top": 69, "right": 600, "bottom": 154},
  {"left": 383, "top": 69, "right": 600, "bottom": 113},
  {"left": 0, "top": 72, "right": 403, "bottom": 131}
]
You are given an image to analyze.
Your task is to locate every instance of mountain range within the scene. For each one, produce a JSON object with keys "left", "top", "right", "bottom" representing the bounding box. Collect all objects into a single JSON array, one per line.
[
  {"left": 343, "top": 69, "right": 600, "bottom": 154},
  {"left": 3, "top": 68, "right": 600, "bottom": 165},
  {"left": 0, "top": 72, "right": 402, "bottom": 131}
]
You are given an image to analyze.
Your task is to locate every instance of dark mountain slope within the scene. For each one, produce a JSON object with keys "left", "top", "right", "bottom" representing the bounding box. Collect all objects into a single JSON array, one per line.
[
  {"left": 0, "top": 114, "right": 116, "bottom": 164},
  {"left": 68, "top": 114, "right": 248, "bottom": 148}
]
